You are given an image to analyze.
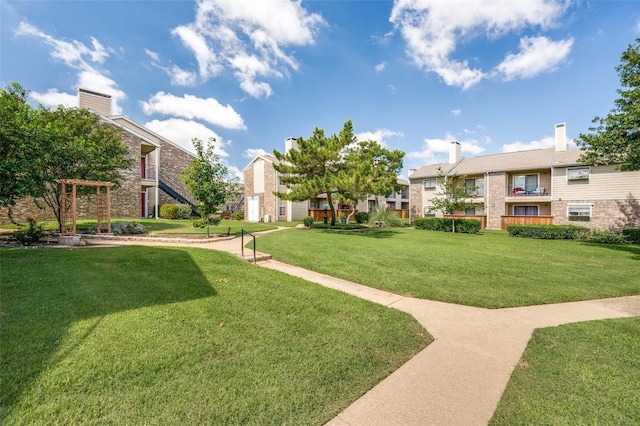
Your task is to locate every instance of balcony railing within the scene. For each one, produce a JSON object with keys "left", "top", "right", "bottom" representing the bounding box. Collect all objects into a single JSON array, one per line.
[{"left": 507, "top": 185, "right": 548, "bottom": 196}]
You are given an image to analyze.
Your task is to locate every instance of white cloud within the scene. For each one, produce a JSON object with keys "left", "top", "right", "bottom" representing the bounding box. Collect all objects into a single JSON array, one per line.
[
  {"left": 496, "top": 36, "right": 573, "bottom": 80},
  {"left": 141, "top": 92, "right": 245, "bottom": 130},
  {"left": 375, "top": 62, "right": 386, "bottom": 72},
  {"left": 172, "top": 0, "right": 325, "bottom": 98},
  {"left": 15, "top": 21, "right": 125, "bottom": 114},
  {"left": 451, "top": 109, "right": 461, "bottom": 116},
  {"left": 144, "top": 118, "right": 228, "bottom": 157},
  {"left": 30, "top": 89, "right": 76, "bottom": 108},
  {"left": 389, "top": 0, "right": 569, "bottom": 89},
  {"left": 356, "top": 129, "right": 404, "bottom": 147},
  {"left": 145, "top": 49, "right": 198, "bottom": 86},
  {"left": 244, "top": 148, "right": 268, "bottom": 158}
]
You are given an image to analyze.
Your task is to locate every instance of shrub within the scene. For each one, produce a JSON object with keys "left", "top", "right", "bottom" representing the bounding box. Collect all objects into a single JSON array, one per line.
[
  {"left": 583, "top": 230, "right": 628, "bottom": 245},
  {"left": 193, "top": 216, "right": 221, "bottom": 229},
  {"left": 355, "top": 212, "right": 369, "bottom": 224},
  {"left": 414, "top": 217, "right": 480, "bottom": 234},
  {"left": 507, "top": 224, "right": 589, "bottom": 240},
  {"left": 159, "top": 204, "right": 192, "bottom": 219},
  {"left": 303, "top": 216, "right": 314, "bottom": 227},
  {"left": 12, "top": 218, "right": 45, "bottom": 245},
  {"left": 112, "top": 222, "right": 145, "bottom": 235},
  {"left": 622, "top": 228, "right": 640, "bottom": 245},
  {"left": 232, "top": 211, "right": 244, "bottom": 220},
  {"left": 368, "top": 207, "right": 403, "bottom": 228}
]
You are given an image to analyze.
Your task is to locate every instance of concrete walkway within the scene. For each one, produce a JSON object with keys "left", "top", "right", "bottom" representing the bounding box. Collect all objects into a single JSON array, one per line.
[{"left": 86, "top": 231, "right": 640, "bottom": 425}]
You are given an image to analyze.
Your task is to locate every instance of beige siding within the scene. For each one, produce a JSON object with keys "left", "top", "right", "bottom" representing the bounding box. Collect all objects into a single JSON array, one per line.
[
  {"left": 253, "top": 160, "right": 265, "bottom": 194},
  {"left": 553, "top": 165, "right": 640, "bottom": 200},
  {"left": 78, "top": 89, "right": 111, "bottom": 116},
  {"left": 290, "top": 201, "right": 308, "bottom": 221}
]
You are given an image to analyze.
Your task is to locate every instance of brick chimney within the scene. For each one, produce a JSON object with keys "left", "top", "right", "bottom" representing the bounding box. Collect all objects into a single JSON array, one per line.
[
  {"left": 77, "top": 88, "right": 112, "bottom": 116},
  {"left": 449, "top": 141, "right": 461, "bottom": 164},
  {"left": 285, "top": 137, "right": 298, "bottom": 153},
  {"left": 555, "top": 123, "right": 567, "bottom": 152}
]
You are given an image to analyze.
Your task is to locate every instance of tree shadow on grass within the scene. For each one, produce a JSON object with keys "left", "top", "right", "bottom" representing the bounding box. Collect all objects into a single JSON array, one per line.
[
  {"left": 319, "top": 228, "right": 401, "bottom": 239},
  {"left": 580, "top": 241, "right": 640, "bottom": 261},
  {"left": 0, "top": 246, "right": 217, "bottom": 421}
]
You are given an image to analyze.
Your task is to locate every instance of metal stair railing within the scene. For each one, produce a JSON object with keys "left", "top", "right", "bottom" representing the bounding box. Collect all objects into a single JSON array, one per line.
[
  {"left": 241, "top": 229, "right": 256, "bottom": 264},
  {"left": 158, "top": 172, "right": 198, "bottom": 214}
]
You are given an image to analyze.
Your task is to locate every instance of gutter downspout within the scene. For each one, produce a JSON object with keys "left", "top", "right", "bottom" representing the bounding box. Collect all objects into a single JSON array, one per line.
[{"left": 155, "top": 147, "right": 159, "bottom": 219}]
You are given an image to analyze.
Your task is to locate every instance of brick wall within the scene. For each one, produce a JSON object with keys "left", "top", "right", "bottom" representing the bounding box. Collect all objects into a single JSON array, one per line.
[
  {"left": 486, "top": 172, "right": 506, "bottom": 229},
  {"left": 409, "top": 180, "right": 422, "bottom": 221},
  {"left": 552, "top": 199, "right": 640, "bottom": 231},
  {"left": 156, "top": 141, "right": 196, "bottom": 206},
  {"left": 263, "top": 162, "right": 277, "bottom": 220}
]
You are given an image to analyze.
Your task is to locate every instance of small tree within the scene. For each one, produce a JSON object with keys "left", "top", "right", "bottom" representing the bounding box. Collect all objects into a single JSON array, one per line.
[
  {"left": 180, "top": 138, "right": 237, "bottom": 237},
  {"left": 430, "top": 168, "right": 477, "bottom": 233}
]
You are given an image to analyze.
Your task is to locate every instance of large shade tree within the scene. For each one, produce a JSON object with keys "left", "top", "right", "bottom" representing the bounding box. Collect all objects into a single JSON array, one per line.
[
  {"left": 577, "top": 38, "right": 640, "bottom": 171},
  {"left": 273, "top": 120, "right": 404, "bottom": 225},
  {"left": 36, "top": 107, "right": 133, "bottom": 231}
]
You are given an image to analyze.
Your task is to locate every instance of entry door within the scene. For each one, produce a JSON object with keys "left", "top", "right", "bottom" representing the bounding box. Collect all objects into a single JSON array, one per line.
[
  {"left": 247, "top": 196, "right": 260, "bottom": 222},
  {"left": 141, "top": 192, "right": 146, "bottom": 218}
]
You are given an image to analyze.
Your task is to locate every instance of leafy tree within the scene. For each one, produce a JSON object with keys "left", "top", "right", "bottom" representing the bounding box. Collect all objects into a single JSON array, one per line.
[
  {"left": 273, "top": 120, "right": 404, "bottom": 226},
  {"left": 577, "top": 38, "right": 640, "bottom": 171},
  {"left": 35, "top": 106, "right": 133, "bottom": 231},
  {"left": 0, "top": 82, "right": 42, "bottom": 207},
  {"left": 430, "top": 168, "right": 477, "bottom": 233},
  {"left": 180, "top": 137, "right": 238, "bottom": 237},
  {"left": 335, "top": 137, "right": 404, "bottom": 222},
  {"left": 273, "top": 125, "right": 346, "bottom": 226}
]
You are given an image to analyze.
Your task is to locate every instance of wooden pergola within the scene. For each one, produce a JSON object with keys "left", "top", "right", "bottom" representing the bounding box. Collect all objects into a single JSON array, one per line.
[{"left": 58, "top": 179, "right": 112, "bottom": 236}]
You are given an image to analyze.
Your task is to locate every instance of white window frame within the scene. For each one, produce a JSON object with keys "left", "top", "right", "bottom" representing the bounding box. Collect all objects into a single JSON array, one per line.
[
  {"left": 567, "top": 167, "right": 590, "bottom": 181},
  {"left": 513, "top": 173, "right": 539, "bottom": 194},
  {"left": 423, "top": 205, "right": 436, "bottom": 217},
  {"left": 423, "top": 178, "right": 436, "bottom": 190},
  {"left": 567, "top": 204, "right": 592, "bottom": 221}
]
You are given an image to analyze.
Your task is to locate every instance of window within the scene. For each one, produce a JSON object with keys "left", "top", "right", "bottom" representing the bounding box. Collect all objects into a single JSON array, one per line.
[
  {"left": 568, "top": 204, "right": 591, "bottom": 221},
  {"left": 514, "top": 205, "right": 538, "bottom": 216},
  {"left": 309, "top": 200, "right": 317, "bottom": 209},
  {"left": 513, "top": 174, "right": 538, "bottom": 194},
  {"left": 423, "top": 178, "right": 436, "bottom": 190},
  {"left": 567, "top": 167, "right": 590, "bottom": 181},
  {"left": 465, "top": 206, "right": 485, "bottom": 215},
  {"left": 465, "top": 178, "right": 484, "bottom": 197},
  {"left": 279, "top": 199, "right": 286, "bottom": 216},
  {"left": 423, "top": 205, "right": 436, "bottom": 217}
]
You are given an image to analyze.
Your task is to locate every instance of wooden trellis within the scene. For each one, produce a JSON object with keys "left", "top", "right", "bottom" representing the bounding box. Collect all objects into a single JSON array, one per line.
[{"left": 58, "top": 179, "right": 112, "bottom": 236}]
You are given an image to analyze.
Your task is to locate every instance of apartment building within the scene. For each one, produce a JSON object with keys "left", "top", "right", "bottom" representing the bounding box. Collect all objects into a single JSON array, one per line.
[{"left": 409, "top": 124, "right": 640, "bottom": 230}]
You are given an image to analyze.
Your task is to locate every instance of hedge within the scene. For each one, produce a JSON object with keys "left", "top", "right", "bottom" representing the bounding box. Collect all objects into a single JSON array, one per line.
[
  {"left": 507, "top": 224, "right": 589, "bottom": 240},
  {"left": 622, "top": 228, "right": 640, "bottom": 244},
  {"left": 414, "top": 218, "right": 481, "bottom": 234},
  {"left": 159, "top": 204, "right": 192, "bottom": 219}
]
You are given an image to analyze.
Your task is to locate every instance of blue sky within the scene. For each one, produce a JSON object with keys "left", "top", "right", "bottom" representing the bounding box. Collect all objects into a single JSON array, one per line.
[{"left": 2, "top": 0, "right": 639, "bottom": 180}]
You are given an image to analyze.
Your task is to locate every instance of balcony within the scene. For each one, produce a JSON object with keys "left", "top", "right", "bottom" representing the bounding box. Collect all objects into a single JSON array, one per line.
[{"left": 506, "top": 185, "right": 550, "bottom": 201}]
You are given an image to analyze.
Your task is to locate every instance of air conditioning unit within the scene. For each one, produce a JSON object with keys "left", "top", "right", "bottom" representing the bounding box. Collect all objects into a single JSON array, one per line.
[{"left": 263, "top": 214, "right": 271, "bottom": 223}]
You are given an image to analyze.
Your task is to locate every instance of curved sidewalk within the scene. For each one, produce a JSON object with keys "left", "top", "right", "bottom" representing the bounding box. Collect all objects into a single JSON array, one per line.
[{"left": 86, "top": 232, "right": 640, "bottom": 425}]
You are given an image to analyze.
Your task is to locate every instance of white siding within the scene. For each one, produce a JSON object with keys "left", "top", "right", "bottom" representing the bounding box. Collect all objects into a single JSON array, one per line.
[
  {"left": 253, "top": 160, "right": 265, "bottom": 194},
  {"left": 553, "top": 165, "right": 640, "bottom": 200},
  {"left": 289, "top": 201, "right": 308, "bottom": 221}
]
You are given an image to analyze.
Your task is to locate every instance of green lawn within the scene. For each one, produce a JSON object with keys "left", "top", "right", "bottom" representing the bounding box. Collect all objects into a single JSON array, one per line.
[
  {"left": 491, "top": 317, "right": 640, "bottom": 425},
  {"left": 255, "top": 228, "right": 640, "bottom": 308},
  {"left": 0, "top": 246, "right": 429, "bottom": 425}
]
